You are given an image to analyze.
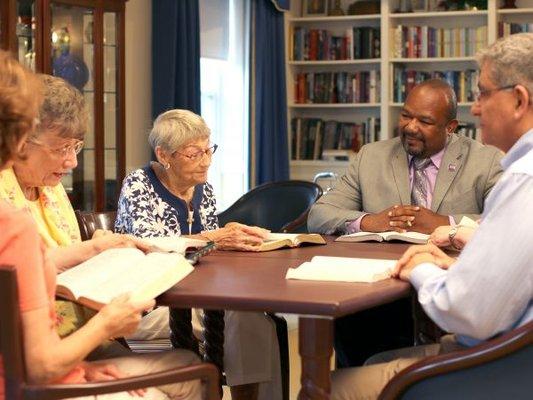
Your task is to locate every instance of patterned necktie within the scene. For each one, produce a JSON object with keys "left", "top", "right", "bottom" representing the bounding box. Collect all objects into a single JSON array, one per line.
[{"left": 411, "top": 157, "right": 432, "bottom": 208}]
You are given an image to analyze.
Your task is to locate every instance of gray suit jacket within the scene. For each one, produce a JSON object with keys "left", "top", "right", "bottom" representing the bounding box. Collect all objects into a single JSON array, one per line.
[{"left": 308, "top": 134, "right": 503, "bottom": 234}]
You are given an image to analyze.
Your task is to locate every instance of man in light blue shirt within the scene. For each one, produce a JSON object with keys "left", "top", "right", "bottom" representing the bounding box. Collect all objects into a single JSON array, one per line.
[{"left": 331, "top": 32, "right": 533, "bottom": 400}]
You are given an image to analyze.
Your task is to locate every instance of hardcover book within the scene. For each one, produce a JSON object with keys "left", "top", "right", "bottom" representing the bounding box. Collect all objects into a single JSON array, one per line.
[
  {"left": 56, "top": 248, "right": 194, "bottom": 310},
  {"left": 336, "top": 231, "right": 429, "bottom": 244},
  {"left": 259, "top": 233, "right": 326, "bottom": 252}
]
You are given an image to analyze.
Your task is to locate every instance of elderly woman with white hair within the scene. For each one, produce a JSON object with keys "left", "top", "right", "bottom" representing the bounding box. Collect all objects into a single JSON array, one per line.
[{"left": 115, "top": 109, "right": 281, "bottom": 400}]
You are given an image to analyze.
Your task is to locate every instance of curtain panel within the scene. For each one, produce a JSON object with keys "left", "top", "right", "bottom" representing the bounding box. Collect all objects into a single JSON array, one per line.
[
  {"left": 152, "top": 0, "right": 201, "bottom": 119},
  {"left": 251, "top": 0, "right": 290, "bottom": 186}
]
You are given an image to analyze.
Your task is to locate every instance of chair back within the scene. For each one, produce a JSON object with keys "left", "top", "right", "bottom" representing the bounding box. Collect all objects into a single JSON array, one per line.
[
  {"left": 217, "top": 180, "right": 322, "bottom": 233},
  {"left": 75, "top": 210, "right": 117, "bottom": 241},
  {"left": 0, "top": 266, "right": 25, "bottom": 400},
  {"left": 379, "top": 321, "right": 533, "bottom": 399}
]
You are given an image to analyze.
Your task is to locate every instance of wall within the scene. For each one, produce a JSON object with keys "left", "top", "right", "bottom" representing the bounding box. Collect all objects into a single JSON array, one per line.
[{"left": 125, "top": 0, "right": 152, "bottom": 172}]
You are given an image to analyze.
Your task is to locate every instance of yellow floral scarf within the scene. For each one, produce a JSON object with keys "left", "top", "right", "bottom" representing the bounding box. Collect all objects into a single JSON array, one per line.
[
  {"left": 0, "top": 168, "right": 81, "bottom": 247},
  {"left": 0, "top": 167, "right": 92, "bottom": 337}
]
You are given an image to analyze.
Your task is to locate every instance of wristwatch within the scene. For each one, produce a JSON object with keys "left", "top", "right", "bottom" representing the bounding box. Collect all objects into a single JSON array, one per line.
[{"left": 448, "top": 227, "right": 460, "bottom": 250}]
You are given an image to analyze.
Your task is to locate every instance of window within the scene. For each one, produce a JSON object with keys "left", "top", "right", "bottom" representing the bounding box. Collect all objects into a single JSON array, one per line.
[{"left": 200, "top": 0, "right": 250, "bottom": 211}]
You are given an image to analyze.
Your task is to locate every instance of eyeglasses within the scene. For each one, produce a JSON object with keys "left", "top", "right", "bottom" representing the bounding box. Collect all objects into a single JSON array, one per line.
[
  {"left": 174, "top": 144, "right": 218, "bottom": 162},
  {"left": 28, "top": 138, "right": 84, "bottom": 158},
  {"left": 472, "top": 85, "right": 516, "bottom": 102}
]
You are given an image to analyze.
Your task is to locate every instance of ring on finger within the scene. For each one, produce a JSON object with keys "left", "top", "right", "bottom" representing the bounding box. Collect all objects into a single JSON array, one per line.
[{"left": 406, "top": 220, "right": 412, "bottom": 228}]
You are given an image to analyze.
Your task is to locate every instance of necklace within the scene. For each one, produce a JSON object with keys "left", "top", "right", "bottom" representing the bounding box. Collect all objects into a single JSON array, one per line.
[{"left": 187, "top": 205, "right": 194, "bottom": 235}]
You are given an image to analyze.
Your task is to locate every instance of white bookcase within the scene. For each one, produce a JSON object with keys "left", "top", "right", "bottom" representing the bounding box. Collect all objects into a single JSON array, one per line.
[{"left": 285, "top": 0, "right": 533, "bottom": 185}]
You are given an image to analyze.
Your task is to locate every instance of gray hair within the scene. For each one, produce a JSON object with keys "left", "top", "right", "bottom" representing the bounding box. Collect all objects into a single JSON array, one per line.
[
  {"left": 36, "top": 74, "right": 88, "bottom": 140},
  {"left": 149, "top": 109, "right": 211, "bottom": 152},
  {"left": 476, "top": 33, "right": 533, "bottom": 96}
]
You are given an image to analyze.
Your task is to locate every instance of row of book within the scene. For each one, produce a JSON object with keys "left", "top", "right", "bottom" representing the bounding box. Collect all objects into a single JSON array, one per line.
[
  {"left": 499, "top": 22, "right": 533, "bottom": 37},
  {"left": 392, "top": 68, "right": 479, "bottom": 103},
  {"left": 291, "top": 27, "right": 381, "bottom": 61},
  {"left": 294, "top": 71, "right": 380, "bottom": 104},
  {"left": 290, "top": 117, "right": 381, "bottom": 161},
  {"left": 391, "top": 25, "right": 488, "bottom": 58},
  {"left": 456, "top": 122, "right": 480, "bottom": 141}
]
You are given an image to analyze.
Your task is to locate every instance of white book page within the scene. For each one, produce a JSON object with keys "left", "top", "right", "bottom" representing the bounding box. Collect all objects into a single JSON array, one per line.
[
  {"left": 142, "top": 236, "right": 208, "bottom": 253},
  {"left": 286, "top": 256, "right": 396, "bottom": 283},
  {"left": 57, "top": 249, "right": 193, "bottom": 304},
  {"left": 380, "top": 231, "right": 430, "bottom": 242},
  {"left": 57, "top": 248, "right": 145, "bottom": 299},
  {"left": 265, "top": 233, "right": 299, "bottom": 242}
]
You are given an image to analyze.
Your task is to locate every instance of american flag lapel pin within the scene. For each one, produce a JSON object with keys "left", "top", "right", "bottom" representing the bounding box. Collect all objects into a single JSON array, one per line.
[{"left": 448, "top": 163, "right": 456, "bottom": 172}]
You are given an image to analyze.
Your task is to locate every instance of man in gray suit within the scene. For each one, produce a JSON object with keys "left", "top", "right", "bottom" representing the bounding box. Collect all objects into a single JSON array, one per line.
[
  {"left": 307, "top": 79, "right": 503, "bottom": 368},
  {"left": 308, "top": 79, "right": 503, "bottom": 236}
]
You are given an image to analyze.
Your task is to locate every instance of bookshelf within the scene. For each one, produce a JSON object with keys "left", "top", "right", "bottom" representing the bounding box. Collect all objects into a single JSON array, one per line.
[{"left": 285, "top": 0, "right": 532, "bottom": 184}]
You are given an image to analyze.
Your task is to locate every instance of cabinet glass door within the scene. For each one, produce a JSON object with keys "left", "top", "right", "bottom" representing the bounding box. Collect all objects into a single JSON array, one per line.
[
  {"left": 17, "top": 0, "right": 36, "bottom": 70},
  {"left": 103, "top": 11, "right": 119, "bottom": 211},
  {"left": 50, "top": 3, "right": 95, "bottom": 211}
]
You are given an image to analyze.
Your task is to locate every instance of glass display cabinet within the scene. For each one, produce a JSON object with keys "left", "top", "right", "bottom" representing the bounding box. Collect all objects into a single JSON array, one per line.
[{"left": 0, "top": 0, "right": 126, "bottom": 211}]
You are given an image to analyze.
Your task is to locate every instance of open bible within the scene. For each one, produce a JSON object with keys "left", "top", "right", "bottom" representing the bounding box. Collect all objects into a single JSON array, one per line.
[
  {"left": 336, "top": 231, "right": 429, "bottom": 244},
  {"left": 286, "top": 256, "right": 396, "bottom": 283},
  {"left": 259, "top": 233, "right": 326, "bottom": 252},
  {"left": 141, "top": 236, "right": 208, "bottom": 253},
  {"left": 56, "top": 248, "right": 194, "bottom": 310}
]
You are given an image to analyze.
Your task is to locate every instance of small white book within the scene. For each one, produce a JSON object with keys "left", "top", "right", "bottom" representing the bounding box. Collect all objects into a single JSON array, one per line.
[
  {"left": 336, "top": 231, "right": 430, "bottom": 244},
  {"left": 285, "top": 256, "right": 396, "bottom": 283},
  {"left": 141, "top": 236, "right": 208, "bottom": 253},
  {"left": 56, "top": 248, "right": 194, "bottom": 310}
]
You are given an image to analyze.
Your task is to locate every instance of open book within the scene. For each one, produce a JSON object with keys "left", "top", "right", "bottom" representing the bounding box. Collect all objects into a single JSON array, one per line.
[
  {"left": 56, "top": 248, "right": 194, "bottom": 310},
  {"left": 286, "top": 256, "right": 396, "bottom": 283},
  {"left": 336, "top": 231, "right": 429, "bottom": 244},
  {"left": 259, "top": 233, "right": 326, "bottom": 252},
  {"left": 141, "top": 236, "right": 208, "bottom": 253}
]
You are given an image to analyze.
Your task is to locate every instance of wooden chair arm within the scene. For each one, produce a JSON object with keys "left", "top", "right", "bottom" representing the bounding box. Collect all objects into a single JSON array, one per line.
[{"left": 23, "top": 363, "right": 220, "bottom": 400}]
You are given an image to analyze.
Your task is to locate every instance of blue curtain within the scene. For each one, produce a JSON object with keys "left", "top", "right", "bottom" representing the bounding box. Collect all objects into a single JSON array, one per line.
[
  {"left": 252, "top": 0, "right": 289, "bottom": 185},
  {"left": 152, "top": 0, "right": 201, "bottom": 119}
]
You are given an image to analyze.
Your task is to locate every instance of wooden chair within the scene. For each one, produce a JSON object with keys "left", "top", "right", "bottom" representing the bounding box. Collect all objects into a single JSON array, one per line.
[
  {"left": 379, "top": 321, "right": 533, "bottom": 399},
  {"left": 0, "top": 266, "right": 220, "bottom": 400},
  {"left": 75, "top": 210, "right": 117, "bottom": 241}
]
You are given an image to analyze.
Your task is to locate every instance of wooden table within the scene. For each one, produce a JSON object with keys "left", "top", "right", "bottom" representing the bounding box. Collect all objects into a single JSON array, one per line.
[{"left": 158, "top": 237, "right": 412, "bottom": 399}]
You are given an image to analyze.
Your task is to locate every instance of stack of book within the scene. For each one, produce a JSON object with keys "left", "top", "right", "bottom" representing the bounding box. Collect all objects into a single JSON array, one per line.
[
  {"left": 456, "top": 122, "right": 480, "bottom": 141},
  {"left": 294, "top": 70, "right": 380, "bottom": 104},
  {"left": 290, "top": 117, "right": 381, "bottom": 160},
  {"left": 498, "top": 22, "right": 533, "bottom": 38},
  {"left": 391, "top": 25, "right": 487, "bottom": 58},
  {"left": 291, "top": 26, "right": 380, "bottom": 61},
  {"left": 392, "top": 67, "right": 479, "bottom": 103}
]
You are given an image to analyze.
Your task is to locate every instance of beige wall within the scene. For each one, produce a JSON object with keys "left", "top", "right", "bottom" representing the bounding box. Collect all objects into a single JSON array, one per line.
[{"left": 125, "top": 0, "right": 152, "bottom": 172}]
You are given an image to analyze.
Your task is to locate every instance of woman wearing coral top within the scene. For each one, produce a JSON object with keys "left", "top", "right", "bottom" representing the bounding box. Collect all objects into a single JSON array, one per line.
[{"left": 0, "top": 51, "right": 202, "bottom": 399}]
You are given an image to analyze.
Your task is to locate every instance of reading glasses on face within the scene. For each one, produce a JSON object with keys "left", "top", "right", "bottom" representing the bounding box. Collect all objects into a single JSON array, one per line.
[
  {"left": 473, "top": 85, "right": 516, "bottom": 102},
  {"left": 174, "top": 143, "right": 218, "bottom": 162},
  {"left": 29, "top": 138, "right": 85, "bottom": 158}
]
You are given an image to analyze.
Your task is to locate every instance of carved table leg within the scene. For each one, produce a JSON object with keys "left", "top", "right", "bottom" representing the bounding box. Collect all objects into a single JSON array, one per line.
[
  {"left": 298, "top": 317, "right": 333, "bottom": 400},
  {"left": 203, "top": 309, "right": 225, "bottom": 393},
  {"left": 169, "top": 307, "right": 199, "bottom": 356}
]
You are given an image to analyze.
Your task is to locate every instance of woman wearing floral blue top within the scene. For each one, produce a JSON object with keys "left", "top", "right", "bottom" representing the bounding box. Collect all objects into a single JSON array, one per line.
[{"left": 116, "top": 109, "right": 281, "bottom": 400}]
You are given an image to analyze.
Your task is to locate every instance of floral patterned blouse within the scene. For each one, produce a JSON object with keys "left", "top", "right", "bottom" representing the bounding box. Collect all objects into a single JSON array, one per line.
[{"left": 115, "top": 164, "right": 219, "bottom": 237}]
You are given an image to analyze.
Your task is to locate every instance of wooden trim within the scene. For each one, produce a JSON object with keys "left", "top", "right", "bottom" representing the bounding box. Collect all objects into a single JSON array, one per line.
[
  {"left": 35, "top": 0, "right": 47, "bottom": 73},
  {"left": 0, "top": 1, "right": 10, "bottom": 50},
  {"left": 116, "top": 3, "right": 126, "bottom": 198},
  {"left": 5, "top": 0, "right": 17, "bottom": 53},
  {"left": 93, "top": 4, "right": 104, "bottom": 211}
]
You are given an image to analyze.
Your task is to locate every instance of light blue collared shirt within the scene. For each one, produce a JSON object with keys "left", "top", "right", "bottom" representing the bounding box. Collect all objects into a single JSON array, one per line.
[{"left": 410, "top": 129, "right": 533, "bottom": 347}]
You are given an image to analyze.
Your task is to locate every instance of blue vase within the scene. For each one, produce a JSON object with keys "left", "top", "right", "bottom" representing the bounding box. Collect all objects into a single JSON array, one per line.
[{"left": 53, "top": 52, "right": 89, "bottom": 91}]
